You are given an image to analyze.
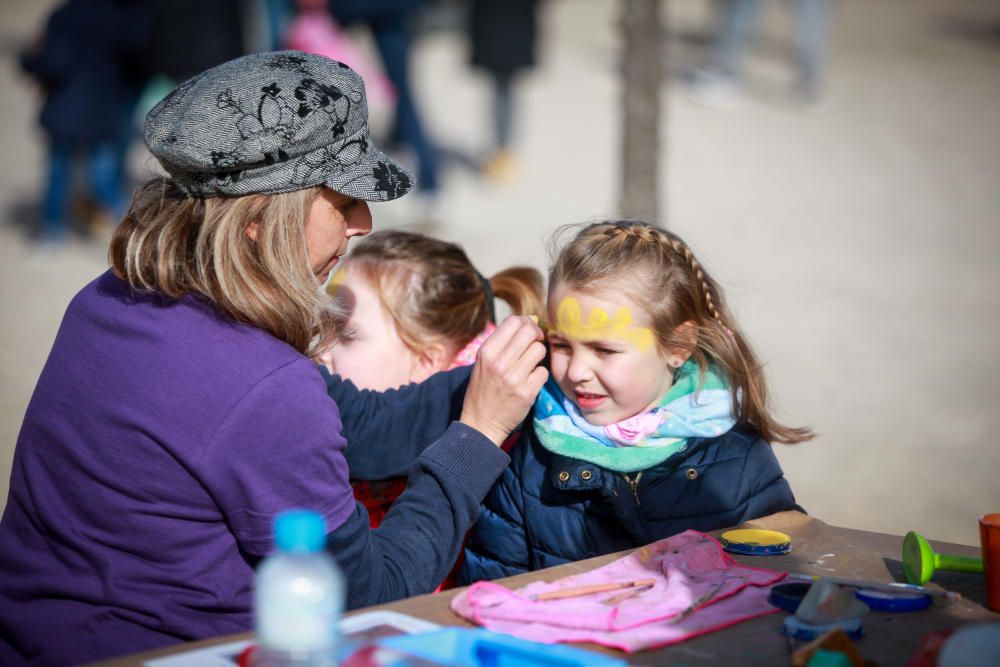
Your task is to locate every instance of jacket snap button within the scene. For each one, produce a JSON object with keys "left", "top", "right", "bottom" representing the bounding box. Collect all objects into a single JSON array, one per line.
[
  {"left": 558, "top": 471, "right": 570, "bottom": 482},
  {"left": 581, "top": 470, "right": 593, "bottom": 481},
  {"left": 685, "top": 468, "right": 699, "bottom": 480}
]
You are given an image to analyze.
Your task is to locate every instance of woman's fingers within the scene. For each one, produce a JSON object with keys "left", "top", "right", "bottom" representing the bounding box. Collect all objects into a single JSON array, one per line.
[{"left": 461, "top": 316, "right": 549, "bottom": 446}]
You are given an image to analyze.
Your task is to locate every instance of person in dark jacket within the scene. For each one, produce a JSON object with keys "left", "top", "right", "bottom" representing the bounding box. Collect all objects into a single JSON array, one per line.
[
  {"left": 459, "top": 221, "right": 811, "bottom": 583},
  {"left": 467, "top": 0, "right": 541, "bottom": 181},
  {"left": 20, "top": 0, "right": 149, "bottom": 241},
  {"left": 328, "top": 0, "right": 440, "bottom": 199}
]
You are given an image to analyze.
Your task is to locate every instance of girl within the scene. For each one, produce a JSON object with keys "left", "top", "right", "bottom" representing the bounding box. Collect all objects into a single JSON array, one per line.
[
  {"left": 460, "top": 220, "right": 811, "bottom": 582},
  {"left": 321, "top": 230, "right": 544, "bottom": 527}
]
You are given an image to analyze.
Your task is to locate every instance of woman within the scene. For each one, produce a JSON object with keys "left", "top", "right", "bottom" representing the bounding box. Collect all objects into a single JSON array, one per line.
[{"left": 0, "top": 51, "right": 547, "bottom": 665}]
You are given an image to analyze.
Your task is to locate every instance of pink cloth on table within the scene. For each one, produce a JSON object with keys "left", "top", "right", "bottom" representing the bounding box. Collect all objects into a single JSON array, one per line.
[{"left": 450, "top": 530, "right": 786, "bottom": 653}]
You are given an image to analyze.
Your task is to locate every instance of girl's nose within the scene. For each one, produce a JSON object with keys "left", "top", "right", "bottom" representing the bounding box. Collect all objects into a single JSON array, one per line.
[{"left": 565, "top": 353, "right": 593, "bottom": 384}]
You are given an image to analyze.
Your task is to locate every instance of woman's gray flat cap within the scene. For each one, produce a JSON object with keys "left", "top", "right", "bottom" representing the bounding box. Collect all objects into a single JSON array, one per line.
[{"left": 143, "top": 51, "right": 414, "bottom": 201}]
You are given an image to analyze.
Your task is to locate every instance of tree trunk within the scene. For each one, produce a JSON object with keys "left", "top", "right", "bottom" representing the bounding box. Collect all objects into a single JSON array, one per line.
[{"left": 620, "top": 0, "right": 663, "bottom": 224}]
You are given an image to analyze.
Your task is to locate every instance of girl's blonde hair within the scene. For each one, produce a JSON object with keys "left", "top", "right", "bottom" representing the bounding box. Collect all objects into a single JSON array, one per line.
[
  {"left": 332, "top": 230, "right": 544, "bottom": 357},
  {"left": 549, "top": 220, "right": 812, "bottom": 445},
  {"left": 109, "top": 177, "right": 336, "bottom": 357}
]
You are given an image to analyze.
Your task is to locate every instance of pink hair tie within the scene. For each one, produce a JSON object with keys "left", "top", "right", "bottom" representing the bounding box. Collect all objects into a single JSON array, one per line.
[{"left": 448, "top": 322, "right": 497, "bottom": 369}]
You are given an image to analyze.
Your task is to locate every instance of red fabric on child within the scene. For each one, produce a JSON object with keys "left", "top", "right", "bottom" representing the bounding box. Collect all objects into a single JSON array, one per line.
[
  {"left": 352, "top": 478, "right": 407, "bottom": 529},
  {"left": 451, "top": 530, "right": 785, "bottom": 652}
]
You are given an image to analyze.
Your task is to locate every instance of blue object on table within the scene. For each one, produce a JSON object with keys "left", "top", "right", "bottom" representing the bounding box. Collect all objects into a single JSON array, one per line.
[
  {"left": 854, "top": 588, "right": 932, "bottom": 612},
  {"left": 781, "top": 615, "right": 864, "bottom": 641},
  {"left": 767, "top": 582, "right": 812, "bottom": 613},
  {"left": 378, "top": 628, "right": 626, "bottom": 667}
]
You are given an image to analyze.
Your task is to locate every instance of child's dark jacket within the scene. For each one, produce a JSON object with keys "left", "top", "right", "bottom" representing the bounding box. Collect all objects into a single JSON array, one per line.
[{"left": 458, "top": 420, "right": 801, "bottom": 584}]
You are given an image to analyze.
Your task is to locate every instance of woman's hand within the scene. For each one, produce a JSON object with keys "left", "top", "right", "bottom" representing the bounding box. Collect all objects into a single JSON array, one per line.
[{"left": 460, "top": 316, "right": 548, "bottom": 446}]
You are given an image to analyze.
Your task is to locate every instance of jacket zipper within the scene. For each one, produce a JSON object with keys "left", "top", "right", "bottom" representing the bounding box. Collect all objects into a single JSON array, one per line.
[{"left": 622, "top": 472, "right": 643, "bottom": 506}]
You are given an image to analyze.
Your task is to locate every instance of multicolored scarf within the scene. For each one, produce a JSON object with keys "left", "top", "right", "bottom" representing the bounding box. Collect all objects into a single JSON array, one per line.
[{"left": 533, "top": 361, "right": 736, "bottom": 472}]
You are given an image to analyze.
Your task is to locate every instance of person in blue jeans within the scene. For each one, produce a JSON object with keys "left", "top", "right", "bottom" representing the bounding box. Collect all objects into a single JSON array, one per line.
[
  {"left": 692, "top": 0, "right": 829, "bottom": 102},
  {"left": 20, "top": 0, "right": 148, "bottom": 241},
  {"left": 328, "top": 0, "right": 440, "bottom": 199}
]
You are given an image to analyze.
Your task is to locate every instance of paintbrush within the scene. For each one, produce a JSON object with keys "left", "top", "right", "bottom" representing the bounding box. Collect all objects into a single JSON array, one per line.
[
  {"left": 600, "top": 582, "right": 655, "bottom": 605},
  {"left": 667, "top": 579, "right": 729, "bottom": 624},
  {"left": 532, "top": 578, "right": 657, "bottom": 602}
]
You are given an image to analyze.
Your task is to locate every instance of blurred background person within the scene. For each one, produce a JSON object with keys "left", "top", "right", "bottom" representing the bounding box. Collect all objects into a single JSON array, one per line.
[
  {"left": 140, "top": 0, "right": 246, "bottom": 105},
  {"left": 19, "top": 0, "right": 148, "bottom": 242},
  {"left": 467, "top": 0, "right": 542, "bottom": 184},
  {"left": 145, "top": 0, "right": 245, "bottom": 84},
  {"left": 689, "top": 0, "right": 829, "bottom": 103},
  {"left": 283, "top": 0, "right": 396, "bottom": 109},
  {"left": 328, "top": 0, "right": 442, "bottom": 217}
]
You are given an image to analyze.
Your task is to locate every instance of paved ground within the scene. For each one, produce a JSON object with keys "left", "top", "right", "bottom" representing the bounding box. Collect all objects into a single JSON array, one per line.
[{"left": 2, "top": 0, "right": 998, "bottom": 546}]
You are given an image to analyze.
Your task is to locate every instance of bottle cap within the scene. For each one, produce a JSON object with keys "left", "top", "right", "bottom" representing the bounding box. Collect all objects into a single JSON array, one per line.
[{"left": 274, "top": 509, "right": 326, "bottom": 553}]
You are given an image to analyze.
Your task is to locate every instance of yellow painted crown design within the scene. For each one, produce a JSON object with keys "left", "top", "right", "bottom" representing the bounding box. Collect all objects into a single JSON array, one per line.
[{"left": 555, "top": 298, "right": 655, "bottom": 351}]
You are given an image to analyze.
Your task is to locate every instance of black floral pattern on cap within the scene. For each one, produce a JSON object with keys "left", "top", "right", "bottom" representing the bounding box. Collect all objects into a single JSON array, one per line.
[
  {"left": 143, "top": 51, "right": 414, "bottom": 200},
  {"left": 373, "top": 161, "right": 412, "bottom": 199},
  {"left": 264, "top": 53, "right": 312, "bottom": 75},
  {"left": 294, "top": 78, "right": 343, "bottom": 117}
]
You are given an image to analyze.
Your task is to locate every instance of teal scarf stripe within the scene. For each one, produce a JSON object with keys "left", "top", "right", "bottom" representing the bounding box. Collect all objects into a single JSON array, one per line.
[{"left": 532, "top": 361, "right": 736, "bottom": 473}]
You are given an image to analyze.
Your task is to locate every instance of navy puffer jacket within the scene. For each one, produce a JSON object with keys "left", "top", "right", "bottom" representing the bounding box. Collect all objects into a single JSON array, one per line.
[{"left": 459, "top": 422, "right": 801, "bottom": 583}]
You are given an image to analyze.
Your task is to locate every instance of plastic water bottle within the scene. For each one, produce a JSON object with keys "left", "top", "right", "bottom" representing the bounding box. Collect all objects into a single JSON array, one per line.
[{"left": 251, "top": 509, "right": 344, "bottom": 667}]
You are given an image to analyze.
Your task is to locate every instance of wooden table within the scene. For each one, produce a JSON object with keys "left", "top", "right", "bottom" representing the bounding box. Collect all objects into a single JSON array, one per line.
[{"left": 92, "top": 512, "right": 996, "bottom": 666}]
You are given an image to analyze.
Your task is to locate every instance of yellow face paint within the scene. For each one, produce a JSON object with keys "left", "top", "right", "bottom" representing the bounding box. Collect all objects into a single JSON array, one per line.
[
  {"left": 325, "top": 265, "right": 348, "bottom": 297},
  {"left": 554, "top": 297, "right": 654, "bottom": 351}
]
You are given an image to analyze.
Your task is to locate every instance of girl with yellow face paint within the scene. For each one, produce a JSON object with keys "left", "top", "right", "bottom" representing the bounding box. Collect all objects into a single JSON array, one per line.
[{"left": 459, "top": 221, "right": 813, "bottom": 584}]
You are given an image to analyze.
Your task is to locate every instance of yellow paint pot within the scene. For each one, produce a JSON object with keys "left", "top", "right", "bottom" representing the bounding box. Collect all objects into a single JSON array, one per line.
[{"left": 720, "top": 528, "right": 792, "bottom": 556}]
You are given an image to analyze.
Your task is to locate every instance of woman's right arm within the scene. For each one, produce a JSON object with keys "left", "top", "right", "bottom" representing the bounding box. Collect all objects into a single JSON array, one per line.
[
  {"left": 327, "top": 422, "right": 510, "bottom": 606},
  {"left": 321, "top": 365, "right": 472, "bottom": 479},
  {"left": 326, "top": 314, "right": 549, "bottom": 479},
  {"left": 209, "top": 316, "right": 547, "bottom": 605}
]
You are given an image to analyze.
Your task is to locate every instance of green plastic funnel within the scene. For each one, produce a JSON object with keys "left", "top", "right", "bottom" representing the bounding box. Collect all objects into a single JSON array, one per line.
[{"left": 902, "top": 530, "right": 983, "bottom": 585}]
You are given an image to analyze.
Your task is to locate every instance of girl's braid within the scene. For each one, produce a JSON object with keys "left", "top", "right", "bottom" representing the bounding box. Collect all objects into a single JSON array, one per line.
[
  {"left": 663, "top": 234, "right": 724, "bottom": 325},
  {"left": 609, "top": 222, "right": 724, "bottom": 325}
]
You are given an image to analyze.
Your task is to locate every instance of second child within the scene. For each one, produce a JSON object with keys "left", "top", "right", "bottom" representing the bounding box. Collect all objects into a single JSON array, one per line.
[{"left": 321, "top": 230, "right": 544, "bottom": 528}]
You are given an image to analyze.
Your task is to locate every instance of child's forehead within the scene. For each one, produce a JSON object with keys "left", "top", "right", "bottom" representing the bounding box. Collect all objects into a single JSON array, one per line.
[{"left": 548, "top": 284, "right": 646, "bottom": 318}]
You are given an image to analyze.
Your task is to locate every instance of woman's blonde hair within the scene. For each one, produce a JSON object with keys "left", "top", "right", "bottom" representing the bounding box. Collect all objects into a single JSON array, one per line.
[
  {"left": 109, "top": 177, "right": 336, "bottom": 356},
  {"left": 549, "top": 220, "right": 812, "bottom": 445},
  {"left": 331, "top": 230, "right": 544, "bottom": 357}
]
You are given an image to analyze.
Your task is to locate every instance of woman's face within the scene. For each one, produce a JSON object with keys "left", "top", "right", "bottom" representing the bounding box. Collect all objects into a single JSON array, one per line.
[
  {"left": 304, "top": 188, "right": 372, "bottom": 284},
  {"left": 326, "top": 267, "right": 434, "bottom": 391}
]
